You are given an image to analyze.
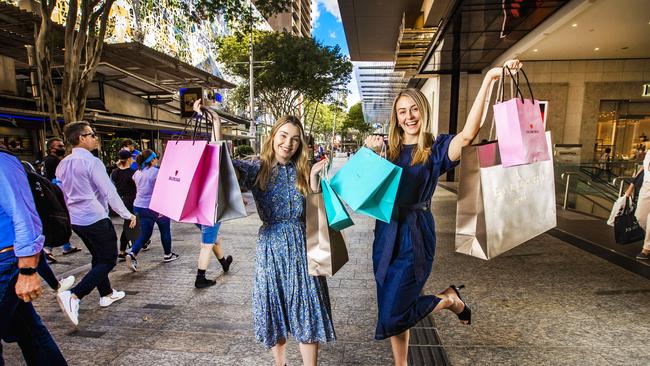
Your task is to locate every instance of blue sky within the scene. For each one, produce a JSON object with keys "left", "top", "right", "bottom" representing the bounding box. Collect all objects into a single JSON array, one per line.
[{"left": 310, "top": 0, "right": 360, "bottom": 109}]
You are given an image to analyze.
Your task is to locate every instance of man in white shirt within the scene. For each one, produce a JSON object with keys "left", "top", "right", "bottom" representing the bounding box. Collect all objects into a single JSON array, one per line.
[{"left": 55, "top": 121, "right": 137, "bottom": 326}]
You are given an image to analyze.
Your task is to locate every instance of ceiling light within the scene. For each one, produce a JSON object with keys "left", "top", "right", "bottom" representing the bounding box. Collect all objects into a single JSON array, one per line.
[
  {"left": 571, "top": 23, "right": 578, "bottom": 27},
  {"left": 594, "top": 47, "right": 600, "bottom": 51},
  {"left": 533, "top": 49, "right": 538, "bottom": 52}
]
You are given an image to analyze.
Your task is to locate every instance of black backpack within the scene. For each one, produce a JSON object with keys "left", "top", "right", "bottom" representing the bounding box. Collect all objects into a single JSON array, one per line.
[{"left": 0, "top": 149, "right": 72, "bottom": 247}]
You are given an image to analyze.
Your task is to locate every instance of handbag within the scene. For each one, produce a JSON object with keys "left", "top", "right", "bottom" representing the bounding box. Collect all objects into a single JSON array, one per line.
[
  {"left": 614, "top": 198, "right": 645, "bottom": 244},
  {"left": 215, "top": 141, "right": 247, "bottom": 222},
  {"left": 493, "top": 66, "right": 550, "bottom": 167},
  {"left": 305, "top": 193, "right": 349, "bottom": 277},
  {"left": 149, "top": 113, "right": 221, "bottom": 225},
  {"left": 320, "top": 165, "right": 353, "bottom": 231},
  {"left": 330, "top": 147, "right": 402, "bottom": 223}
]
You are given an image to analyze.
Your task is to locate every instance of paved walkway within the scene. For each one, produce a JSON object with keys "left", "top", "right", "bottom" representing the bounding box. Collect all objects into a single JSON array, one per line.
[{"left": 4, "top": 159, "right": 650, "bottom": 365}]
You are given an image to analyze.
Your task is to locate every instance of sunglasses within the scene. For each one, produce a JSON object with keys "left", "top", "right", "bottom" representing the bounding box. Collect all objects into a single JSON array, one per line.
[{"left": 81, "top": 132, "right": 96, "bottom": 138}]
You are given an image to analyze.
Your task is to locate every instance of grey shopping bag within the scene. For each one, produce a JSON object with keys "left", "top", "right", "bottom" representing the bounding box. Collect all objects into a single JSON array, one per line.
[{"left": 215, "top": 141, "right": 247, "bottom": 222}]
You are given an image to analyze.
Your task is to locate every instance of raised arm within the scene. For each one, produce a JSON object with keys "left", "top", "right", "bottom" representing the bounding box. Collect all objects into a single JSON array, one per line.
[
  {"left": 448, "top": 60, "right": 522, "bottom": 162},
  {"left": 193, "top": 99, "right": 222, "bottom": 142}
]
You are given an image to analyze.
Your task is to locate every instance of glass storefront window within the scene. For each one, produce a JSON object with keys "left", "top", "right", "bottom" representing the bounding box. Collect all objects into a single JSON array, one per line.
[{"left": 596, "top": 100, "right": 650, "bottom": 163}]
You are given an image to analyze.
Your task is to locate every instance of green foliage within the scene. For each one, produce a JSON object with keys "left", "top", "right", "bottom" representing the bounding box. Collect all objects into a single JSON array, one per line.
[
  {"left": 234, "top": 144, "right": 255, "bottom": 157},
  {"left": 303, "top": 103, "right": 347, "bottom": 145},
  {"left": 340, "top": 102, "right": 371, "bottom": 146},
  {"left": 189, "top": 0, "right": 292, "bottom": 25},
  {"left": 104, "top": 137, "right": 137, "bottom": 162},
  {"left": 217, "top": 31, "right": 352, "bottom": 119}
]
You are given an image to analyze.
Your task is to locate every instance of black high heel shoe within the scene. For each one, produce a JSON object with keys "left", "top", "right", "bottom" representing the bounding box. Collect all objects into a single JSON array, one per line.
[{"left": 450, "top": 284, "right": 472, "bottom": 325}]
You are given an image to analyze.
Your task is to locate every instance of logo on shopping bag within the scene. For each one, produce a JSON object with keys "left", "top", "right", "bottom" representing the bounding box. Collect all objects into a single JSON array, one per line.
[{"left": 168, "top": 169, "right": 181, "bottom": 182}]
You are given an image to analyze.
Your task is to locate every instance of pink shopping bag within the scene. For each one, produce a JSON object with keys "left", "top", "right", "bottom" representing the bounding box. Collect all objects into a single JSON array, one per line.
[
  {"left": 149, "top": 140, "right": 221, "bottom": 225},
  {"left": 493, "top": 67, "right": 550, "bottom": 168}
]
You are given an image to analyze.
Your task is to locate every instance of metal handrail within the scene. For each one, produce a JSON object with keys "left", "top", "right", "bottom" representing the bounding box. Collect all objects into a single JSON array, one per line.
[
  {"left": 561, "top": 172, "right": 580, "bottom": 209},
  {"left": 613, "top": 176, "right": 635, "bottom": 197},
  {"left": 561, "top": 172, "right": 613, "bottom": 214}
]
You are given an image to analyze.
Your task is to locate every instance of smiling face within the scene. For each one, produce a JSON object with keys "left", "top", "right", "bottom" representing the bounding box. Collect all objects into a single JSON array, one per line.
[
  {"left": 273, "top": 122, "right": 302, "bottom": 164},
  {"left": 395, "top": 95, "right": 421, "bottom": 140}
]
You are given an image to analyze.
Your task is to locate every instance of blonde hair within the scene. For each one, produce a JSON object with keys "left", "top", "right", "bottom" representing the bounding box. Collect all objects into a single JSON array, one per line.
[
  {"left": 256, "top": 115, "right": 311, "bottom": 196},
  {"left": 387, "top": 88, "right": 434, "bottom": 165}
]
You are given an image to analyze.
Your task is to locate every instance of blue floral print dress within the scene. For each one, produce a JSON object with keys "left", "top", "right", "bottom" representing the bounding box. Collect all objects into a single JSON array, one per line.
[{"left": 232, "top": 159, "right": 336, "bottom": 349}]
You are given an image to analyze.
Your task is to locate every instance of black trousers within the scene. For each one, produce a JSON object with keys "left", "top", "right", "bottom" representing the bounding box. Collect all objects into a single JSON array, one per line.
[{"left": 70, "top": 218, "right": 118, "bottom": 299}]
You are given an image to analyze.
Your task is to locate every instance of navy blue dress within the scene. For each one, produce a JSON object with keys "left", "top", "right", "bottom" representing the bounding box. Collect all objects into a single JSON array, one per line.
[{"left": 372, "top": 134, "right": 459, "bottom": 340}]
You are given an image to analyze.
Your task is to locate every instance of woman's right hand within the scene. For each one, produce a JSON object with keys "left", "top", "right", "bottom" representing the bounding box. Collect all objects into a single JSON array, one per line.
[{"left": 364, "top": 135, "right": 384, "bottom": 153}]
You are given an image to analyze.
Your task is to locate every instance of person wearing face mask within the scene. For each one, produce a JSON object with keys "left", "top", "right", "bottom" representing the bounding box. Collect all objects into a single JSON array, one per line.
[
  {"left": 42, "top": 138, "right": 81, "bottom": 260},
  {"left": 125, "top": 149, "right": 179, "bottom": 272},
  {"left": 195, "top": 100, "right": 333, "bottom": 366},
  {"left": 363, "top": 60, "right": 522, "bottom": 366}
]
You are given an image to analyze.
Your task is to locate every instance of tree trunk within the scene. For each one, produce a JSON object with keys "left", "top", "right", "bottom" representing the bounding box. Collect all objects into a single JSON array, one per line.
[{"left": 35, "top": 0, "right": 61, "bottom": 137}]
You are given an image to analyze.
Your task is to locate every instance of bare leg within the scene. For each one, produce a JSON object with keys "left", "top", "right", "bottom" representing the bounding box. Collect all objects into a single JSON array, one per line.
[
  {"left": 299, "top": 342, "right": 318, "bottom": 366},
  {"left": 390, "top": 330, "right": 409, "bottom": 366},
  {"left": 197, "top": 244, "right": 212, "bottom": 270},
  {"left": 271, "top": 338, "right": 287, "bottom": 366},
  {"left": 212, "top": 235, "right": 224, "bottom": 259}
]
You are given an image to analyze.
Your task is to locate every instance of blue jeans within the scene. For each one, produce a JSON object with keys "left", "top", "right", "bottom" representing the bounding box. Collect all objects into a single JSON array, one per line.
[
  {"left": 132, "top": 207, "right": 172, "bottom": 256},
  {"left": 195, "top": 223, "right": 222, "bottom": 244},
  {"left": 70, "top": 218, "right": 117, "bottom": 299},
  {"left": 0, "top": 251, "right": 66, "bottom": 365}
]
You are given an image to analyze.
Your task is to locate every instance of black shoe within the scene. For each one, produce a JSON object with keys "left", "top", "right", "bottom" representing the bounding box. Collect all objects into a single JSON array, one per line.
[
  {"left": 636, "top": 252, "right": 650, "bottom": 260},
  {"left": 219, "top": 255, "right": 233, "bottom": 273},
  {"left": 195, "top": 276, "right": 216, "bottom": 289},
  {"left": 163, "top": 253, "right": 180, "bottom": 263},
  {"left": 118, "top": 253, "right": 126, "bottom": 262},
  {"left": 450, "top": 284, "right": 472, "bottom": 325},
  {"left": 142, "top": 240, "right": 151, "bottom": 251},
  {"left": 62, "top": 247, "right": 82, "bottom": 255},
  {"left": 44, "top": 251, "right": 57, "bottom": 263}
]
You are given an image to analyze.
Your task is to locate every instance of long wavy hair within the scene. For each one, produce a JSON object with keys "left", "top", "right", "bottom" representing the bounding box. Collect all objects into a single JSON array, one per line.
[
  {"left": 255, "top": 115, "right": 311, "bottom": 196},
  {"left": 387, "top": 88, "right": 434, "bottom": 165}
]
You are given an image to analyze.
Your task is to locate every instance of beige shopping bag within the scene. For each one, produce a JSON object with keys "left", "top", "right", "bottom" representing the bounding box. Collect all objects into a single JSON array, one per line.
[
  {"left": 306, "top": 193, "right": 349, "bottom": 277},
  {"left": 455, "top": 132, "right": 556, "bottom": 259}
]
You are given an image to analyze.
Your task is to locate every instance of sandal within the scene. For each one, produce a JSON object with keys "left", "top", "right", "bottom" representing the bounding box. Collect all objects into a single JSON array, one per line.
[{"left": 449, "top": 284, "right": 472, "bottom": 325}]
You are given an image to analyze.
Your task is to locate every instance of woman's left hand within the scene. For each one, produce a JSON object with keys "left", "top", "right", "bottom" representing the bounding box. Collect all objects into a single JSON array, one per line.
[{"left": 486, "top": 59, "right": 522, "bottom": 81}]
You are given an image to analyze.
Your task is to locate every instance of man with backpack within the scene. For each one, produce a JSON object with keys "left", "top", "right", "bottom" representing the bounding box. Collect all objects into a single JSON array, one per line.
[
  {"left": 42, "top": 137, "right": 81, "bottom": 261},
  {"left": 0, "top": 142, "right": 67, "bottom": 365},
  {"left": 55, "top": 121, "right": 137, "bottom": 326}
]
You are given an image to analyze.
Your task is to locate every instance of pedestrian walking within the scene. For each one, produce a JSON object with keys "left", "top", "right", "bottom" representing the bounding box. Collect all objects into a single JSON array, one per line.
[
  {"left": 634, "top": 152, "right": 650, "bottom": 260},
  {"left": 194, "top": 223, "right": 233, "bottom": 288},
  {"left": 110, "top": 149, "right": 137, "bottom": 261},
  {"left": 125, "top": 149, "right": 179, "bottom": 272},
  {"left": 55, "top": 121, "right": 136, "bottom": 326},
  {"left": 195, "top": 100, "right": 334, "bottom": 366},
  {"left": 0, "top": 143, "right": 67, "bottom": 365},
  {"left": 363, "top": 60, "right": 522, "bottom": 366},
  {"left": 41, "top": 137, "right": 81, "bottom": 261}
]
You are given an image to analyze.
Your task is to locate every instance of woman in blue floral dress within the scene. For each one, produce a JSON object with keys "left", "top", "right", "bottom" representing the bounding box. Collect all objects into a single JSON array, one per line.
[{"left": 199, "top": 101, "right": 334, "bottom": 366}]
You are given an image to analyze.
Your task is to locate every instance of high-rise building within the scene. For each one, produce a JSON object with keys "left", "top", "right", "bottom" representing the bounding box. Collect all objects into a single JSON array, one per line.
[{"left": 264, "top": 0, "right": 312, "bottom": 37}]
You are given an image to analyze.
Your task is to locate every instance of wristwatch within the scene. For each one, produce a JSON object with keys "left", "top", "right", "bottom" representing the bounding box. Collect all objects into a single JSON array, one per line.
[{"left": 19, "top": 267, "right": 37, "bottom": 276}]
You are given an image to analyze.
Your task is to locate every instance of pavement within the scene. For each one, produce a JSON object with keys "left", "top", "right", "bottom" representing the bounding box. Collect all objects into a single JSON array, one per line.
[{"left": 3, "top": 155, "right": 650, "bottom": 365}]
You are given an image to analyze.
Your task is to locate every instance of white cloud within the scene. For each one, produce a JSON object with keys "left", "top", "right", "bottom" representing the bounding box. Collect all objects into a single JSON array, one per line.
[
  {"left": 320, "top": 0, "right": 341, "bottom": 22},
  {"left": 310, "top": 0, "right": 320, "bottom": 29},
  {"left": 329, "top": 30, "right": 336, "bottom": 38}
]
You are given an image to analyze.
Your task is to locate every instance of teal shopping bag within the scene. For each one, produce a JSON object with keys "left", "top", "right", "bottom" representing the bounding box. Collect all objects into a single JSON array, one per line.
[
  {"left": 321, "top": 178, "right": 354, "bottom": 231},
  {"left": 330, "top": 147, "right": 402, "bottom": 223}
]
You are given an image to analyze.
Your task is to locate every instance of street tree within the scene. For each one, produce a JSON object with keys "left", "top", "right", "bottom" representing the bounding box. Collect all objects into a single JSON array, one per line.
[
  {"left": 341, "top": 102, "right": 372, "bottom": 145},
  {"left": 217, "top": 31, "right": 352, "bottom": 119},
  {"left": 33, "top": 0, "right": 291, "bottom": 136}
]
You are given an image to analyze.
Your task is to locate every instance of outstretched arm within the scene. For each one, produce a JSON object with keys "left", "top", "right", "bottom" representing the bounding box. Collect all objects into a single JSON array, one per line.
[
  {"left": 193, "top": 99, "right": 222, "bottom": 142},
  {"left": 447, "top": 60, "right": 522, "bottom": 162}
]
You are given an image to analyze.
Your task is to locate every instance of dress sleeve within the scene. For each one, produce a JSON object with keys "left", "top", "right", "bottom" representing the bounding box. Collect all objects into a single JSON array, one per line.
[
  {"left": 232, "top": 159, "right": 261, "bottom": 191},
  {"left": 431, "top": 134, "right": 460, "bottom": 177}
]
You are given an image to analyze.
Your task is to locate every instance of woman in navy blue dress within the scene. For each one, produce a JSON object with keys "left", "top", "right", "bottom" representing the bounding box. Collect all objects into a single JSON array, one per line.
[{"left": 365, "top": 60, "right": 521, "bottom": 365}]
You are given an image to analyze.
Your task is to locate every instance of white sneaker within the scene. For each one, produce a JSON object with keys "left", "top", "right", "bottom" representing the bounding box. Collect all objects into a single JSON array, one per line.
[
  {"left": 56, "top": 290, "right": 79, "bottom": 326},
  {"left": 99, "top": 289, "right": 126, "bottom": 308},
  {"left": 57, "top": 276, "right": 75, "bottom": 293}
]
